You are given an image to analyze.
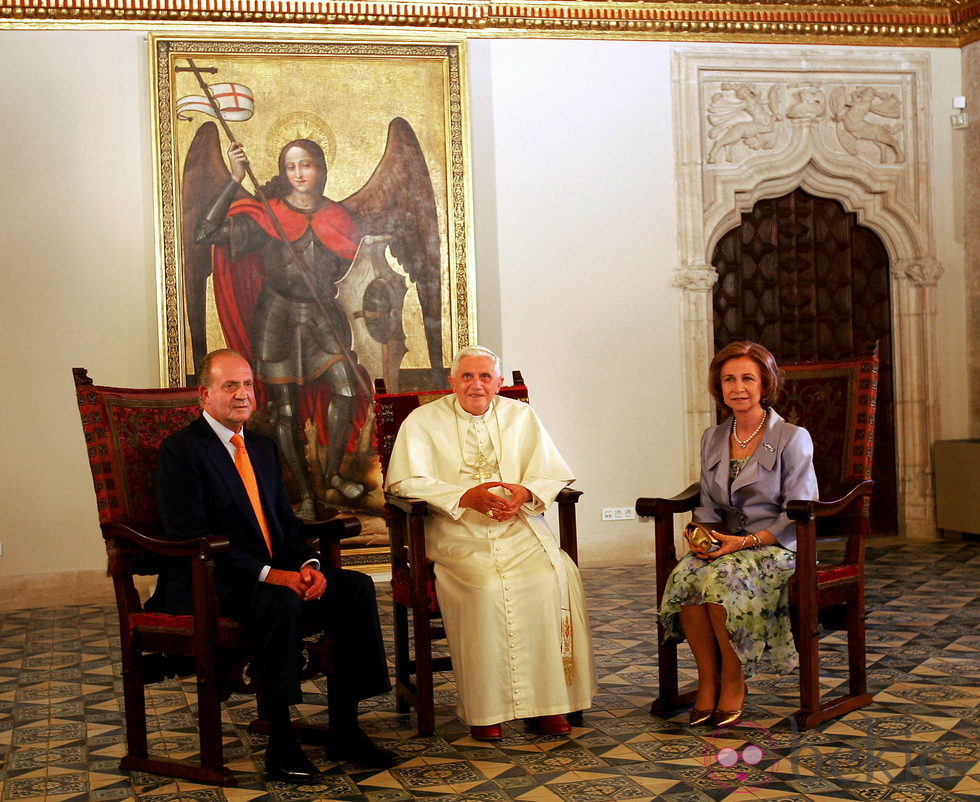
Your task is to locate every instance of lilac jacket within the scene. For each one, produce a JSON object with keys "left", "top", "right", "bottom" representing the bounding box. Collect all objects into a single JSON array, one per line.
[{"left": 693, "top": 408, "right": 818, "bottom": 552}]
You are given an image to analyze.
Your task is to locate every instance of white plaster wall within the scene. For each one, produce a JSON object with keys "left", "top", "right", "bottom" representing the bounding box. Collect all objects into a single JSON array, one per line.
[
  {"left": 927, "top": 47, "right": 971, "bottom": 440},
  {"left": 468, "top": 39, "right": 680, "bottom": 565},
  {"left": 965, "top": 42, "right": 980, "bottom": 439},
  {"left": 0, "top": 29, "right": 971, "bottom": 591},
  {"left": 0, "top": 30, "right": 158, "bottom": 591}
]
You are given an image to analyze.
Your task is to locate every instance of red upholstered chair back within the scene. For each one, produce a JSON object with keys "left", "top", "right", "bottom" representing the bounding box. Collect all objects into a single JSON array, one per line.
[
  {"left": 779, "top": 348, "right": 878, "bottom": 501},
  {"left": 74, "top": 368, "right": 201, "bottom": 526}
]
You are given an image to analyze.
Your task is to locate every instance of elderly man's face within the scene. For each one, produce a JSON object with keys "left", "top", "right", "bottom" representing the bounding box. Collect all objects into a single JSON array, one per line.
[
  {"left": 450, "top": 355, "right": 502, "bottom": 416},
  {"left": 200, "top": 352, "right": 256, "bottom": 432}
]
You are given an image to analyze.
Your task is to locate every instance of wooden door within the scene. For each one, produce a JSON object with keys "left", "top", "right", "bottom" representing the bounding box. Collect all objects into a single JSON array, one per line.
[{"left": 711, "top": 188, "right": 897, "bottom": 534}]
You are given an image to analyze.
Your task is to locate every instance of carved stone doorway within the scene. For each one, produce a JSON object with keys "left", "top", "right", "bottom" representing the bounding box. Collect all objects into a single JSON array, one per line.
[{"left": 711, "top": 188, "right": 897, "bottom": 534}]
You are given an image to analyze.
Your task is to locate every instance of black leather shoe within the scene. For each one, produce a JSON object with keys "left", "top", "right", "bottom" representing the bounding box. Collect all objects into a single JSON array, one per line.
[
  {"left": 326, "top": 728, "right": 399, "bottom": 769},
  {"left": 141, "top": 654, "right": 196, "bottom": 684},
  {"left": 265, "top": 744, "right": 322, "bottom": 784}
]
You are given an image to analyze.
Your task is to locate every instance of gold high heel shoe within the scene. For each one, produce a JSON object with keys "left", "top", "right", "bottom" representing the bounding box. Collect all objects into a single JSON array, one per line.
[
  {"left": 711, "top": 708, "right": 743, "bottom": 728},
  {"left": 712, "top": 683, "right": 747, "bottom": 729},
  {"left": 689, "top": 686, "right": 719, "bottom": 727}
]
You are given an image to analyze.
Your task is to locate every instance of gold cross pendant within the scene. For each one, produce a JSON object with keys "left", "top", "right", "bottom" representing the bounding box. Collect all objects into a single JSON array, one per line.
[{"left": 471, "top": 454, "right": 492, "bottom": 482}]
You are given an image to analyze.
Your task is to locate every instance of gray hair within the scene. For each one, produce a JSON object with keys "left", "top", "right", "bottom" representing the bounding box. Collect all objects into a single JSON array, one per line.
[{"left": 450, "top": 345, "right": 502, "bottom": 377}]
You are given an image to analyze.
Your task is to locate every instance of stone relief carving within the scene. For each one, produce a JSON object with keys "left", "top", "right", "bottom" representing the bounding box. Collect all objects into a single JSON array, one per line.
[
  {"left": 672, "top": 264, "right": 718, "bottom": 291},
  {"left": 829, "top": 85, "right": 904, "bottom": 163},
  {"left": 786, "top": 83, "right": 826, "bottom": 120},
  {"left": 895, "top": 257, "right": 944, "bottom": 286},
  {"left": 704, "top": 80, "right": 905, "bottom": 165},
  {"left": 706, "top": 83, "right": 784, "bottom": 164}
]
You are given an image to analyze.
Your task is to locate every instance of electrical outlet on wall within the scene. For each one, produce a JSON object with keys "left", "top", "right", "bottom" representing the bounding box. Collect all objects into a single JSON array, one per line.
[{"left": 601, "top": 507, "right": 637, "bottom": 521}]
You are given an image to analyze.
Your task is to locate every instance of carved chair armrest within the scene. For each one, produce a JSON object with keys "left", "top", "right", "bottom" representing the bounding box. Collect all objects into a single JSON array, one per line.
[
  {"left": 635, "top": 482, "right": 700, "bottom": 519},
  {"left": 636, "top": 482, "right": 701, "bottom": 600},
  {"left": 302, "top": 515, "right": 360, "bottom": 570},
  {"left": 786, "top": 479, "right": 874, "bottom": 524},
  {"left": 385, "top": 495, "right": 430, "bottom": 516},
  {"left": 383, "top": 493, "right": 432, "bottom": 609},
  {"left": 101, "top": 521, "right": 229, "bottom": 639},
  {"left": 101, "top": 521, "right": 231, "bottom": 559},
  {"left": 556, "top": 487, "right": 582, "bottom": 563},
  {"left": 789, "top": 480, "right": 874, "bottom": 592}
]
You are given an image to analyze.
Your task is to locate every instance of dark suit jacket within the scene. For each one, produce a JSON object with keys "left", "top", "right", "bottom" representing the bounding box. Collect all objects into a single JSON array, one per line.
[{"left": 147, "top": 414, "right": 317, "bottom": 615}]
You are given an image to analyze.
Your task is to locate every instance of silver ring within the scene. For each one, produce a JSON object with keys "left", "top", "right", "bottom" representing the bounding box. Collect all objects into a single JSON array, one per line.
[{"left": 489, "top": 509, "right": 495, "bottom": 518}]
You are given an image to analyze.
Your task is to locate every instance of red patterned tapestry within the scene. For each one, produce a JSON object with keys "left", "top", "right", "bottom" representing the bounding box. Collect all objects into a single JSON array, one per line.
[
  {"left": 781, "top": 353, "right": 878, "bottom": 496},
  {"left": 75, "top": 377, "right": 201, "bottom": 524}
]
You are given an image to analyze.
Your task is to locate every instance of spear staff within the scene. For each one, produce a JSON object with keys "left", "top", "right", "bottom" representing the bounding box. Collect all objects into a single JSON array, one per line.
[{"left": 176, "top": 58, "right": 371, "bottom": 398}]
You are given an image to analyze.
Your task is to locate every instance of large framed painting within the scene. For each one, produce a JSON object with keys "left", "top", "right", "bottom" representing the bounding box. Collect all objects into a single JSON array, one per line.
[{"left": 151, "top": 35, "right": 474, "bottom": 569}]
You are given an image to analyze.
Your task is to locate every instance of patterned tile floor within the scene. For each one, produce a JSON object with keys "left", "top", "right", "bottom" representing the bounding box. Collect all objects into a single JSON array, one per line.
[{"left": 1, "top": 539, "right": 979, "bottom": 801}]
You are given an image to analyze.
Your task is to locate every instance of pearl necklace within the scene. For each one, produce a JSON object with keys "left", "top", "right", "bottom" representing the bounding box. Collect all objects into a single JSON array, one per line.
[{"left": 732, "top": 410, "right": 766, "bottom": 449}]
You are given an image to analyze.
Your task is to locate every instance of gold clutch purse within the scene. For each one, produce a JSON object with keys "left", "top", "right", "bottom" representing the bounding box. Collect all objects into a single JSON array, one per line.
[{"left": 684, "top": 522, "right": 721, "bottom": 553}]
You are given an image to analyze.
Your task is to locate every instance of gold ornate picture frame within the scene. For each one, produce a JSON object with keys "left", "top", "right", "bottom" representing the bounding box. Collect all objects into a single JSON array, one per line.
[{"left": 152, "top": 35, "right": 474, "bottom": 568}]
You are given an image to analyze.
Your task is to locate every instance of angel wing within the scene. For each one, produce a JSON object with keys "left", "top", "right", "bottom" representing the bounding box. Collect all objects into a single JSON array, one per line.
[
  {"left": 768, "top": 84, "right": 785, "bottom": 122},
  {"left": 872, "top": 92, "right": 901, "bottom": 119},
  {"left": 828, "top": 86, "right": 848, "bottom": 122},
  {"left": 180, "top": 121, "right": 247, "bottom": 379},
  {"left": 342, "top": 118, "right": 443, "bottom": 384}
]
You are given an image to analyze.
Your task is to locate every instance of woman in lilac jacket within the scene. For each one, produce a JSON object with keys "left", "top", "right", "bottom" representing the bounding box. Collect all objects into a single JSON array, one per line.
[{"left": 659, "top": 342, "right": 818, "bottom": 728}]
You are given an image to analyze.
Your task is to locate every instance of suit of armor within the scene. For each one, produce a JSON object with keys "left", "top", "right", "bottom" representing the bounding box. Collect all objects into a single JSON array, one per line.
[{"left": 197, "top": 180, "right": 366, "bottom": 510}]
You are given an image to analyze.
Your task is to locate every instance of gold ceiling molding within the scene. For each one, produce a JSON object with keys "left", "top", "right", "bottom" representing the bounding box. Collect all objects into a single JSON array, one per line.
[{"left": 3, "top": 0, "right": 980, "bottom": 44}]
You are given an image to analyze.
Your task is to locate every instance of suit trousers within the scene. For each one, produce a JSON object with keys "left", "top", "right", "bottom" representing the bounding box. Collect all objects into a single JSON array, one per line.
[{"left": 246, "top": 568, "right": 390, "bottom": 721}]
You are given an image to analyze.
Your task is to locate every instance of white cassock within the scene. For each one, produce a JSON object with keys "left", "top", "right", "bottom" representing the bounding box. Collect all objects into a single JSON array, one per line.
[{"left": 386, "top": 394, "right": 596, "bottom": 726}]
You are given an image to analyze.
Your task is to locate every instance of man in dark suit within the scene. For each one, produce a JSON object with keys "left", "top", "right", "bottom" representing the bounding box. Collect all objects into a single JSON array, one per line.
[{"left": 148, "top": 348, "right": 395, "bottom": 782}]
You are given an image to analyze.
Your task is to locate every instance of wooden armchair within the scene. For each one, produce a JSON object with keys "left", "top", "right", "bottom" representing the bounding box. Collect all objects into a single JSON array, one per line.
[
  {"left": 73, "top": 368, "right": 359, "bottom": 786},
  {"left": 374, "top": 373, "right": 583, "bottom": 735},
  {"left": 636, "top": 349, "right": 878, "bottom": 730}
]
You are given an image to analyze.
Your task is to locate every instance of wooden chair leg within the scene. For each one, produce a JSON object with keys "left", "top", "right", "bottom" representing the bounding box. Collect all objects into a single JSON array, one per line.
[
  {"left": 650, "top": 631, "right": 696, "bottom": 715},
  {"left": 195, "top": 649, "right": 233, "bottom": 782},
  {"left": 412, "top": 605, "right": 436, "bottom": 736},
  {"left": 120, "top": 633, "right": 149, "bottom": 763},
  {"left": 846, "top": 597, "right": 869, "bottom": 699},
  {"left": 393, "top": 601, "right": 411, "bottom": 714},
  {"left": 793, "top": 595, "right": 873, "bottom": 731},
  {"left": 119, "top": 653, "right": 235, "bottom": 785},
  {"left": 794, "top": 606, "right": 826, "bottom": 731}
]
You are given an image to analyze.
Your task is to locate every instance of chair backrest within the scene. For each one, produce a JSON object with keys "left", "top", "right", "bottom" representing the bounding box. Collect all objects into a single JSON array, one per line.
[
  {"left": 779, "top": 347, "right": 879, "bottom": 501},
  {"left": 74, "top": 368, "right": 201, "bottom": 526},
  {"left": 373, "top": 372, "right": 529, "bottom": 479}
]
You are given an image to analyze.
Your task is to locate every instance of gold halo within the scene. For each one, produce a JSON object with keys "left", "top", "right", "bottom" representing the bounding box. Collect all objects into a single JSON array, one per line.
[{"left": 264, "top": 112, "right": 337, "bottom": 172}]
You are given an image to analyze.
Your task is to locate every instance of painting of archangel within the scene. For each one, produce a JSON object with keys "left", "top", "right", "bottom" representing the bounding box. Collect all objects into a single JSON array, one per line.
[{"left": 152, "top": 39, "right": 472, "bottom": 558}]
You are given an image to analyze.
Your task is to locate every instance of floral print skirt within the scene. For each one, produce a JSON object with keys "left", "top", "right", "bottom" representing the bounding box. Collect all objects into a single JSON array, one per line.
[{"left": 658, "top": 545, "right": 798, "bottom": 676}]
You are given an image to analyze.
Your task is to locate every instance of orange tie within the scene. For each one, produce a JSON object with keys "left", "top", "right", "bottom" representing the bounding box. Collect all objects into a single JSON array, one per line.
[{"left": 230, "top": 433, "right": 273, "bottom": 556}]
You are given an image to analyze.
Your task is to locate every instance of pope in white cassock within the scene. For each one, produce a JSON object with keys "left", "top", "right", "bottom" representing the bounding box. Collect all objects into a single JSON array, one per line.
[{"left": 385, "top": 346, "right": 596, "bottom": 741}]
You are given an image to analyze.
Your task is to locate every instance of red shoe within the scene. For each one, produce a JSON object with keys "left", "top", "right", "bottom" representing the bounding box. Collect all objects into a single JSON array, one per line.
[
  {"left": 532, "top": 714, "right": 571, "bottom": 735},
  {"left": 470, "top": 724, "right": 503, "bottom": 741}
]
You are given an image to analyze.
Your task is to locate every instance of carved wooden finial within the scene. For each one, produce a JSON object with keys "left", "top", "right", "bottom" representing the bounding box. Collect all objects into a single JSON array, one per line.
[{"left": 73, "top": 367, "right": 93, "bottom": 387}]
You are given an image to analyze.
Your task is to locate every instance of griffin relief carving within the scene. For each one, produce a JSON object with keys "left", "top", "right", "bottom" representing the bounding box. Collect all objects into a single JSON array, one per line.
[
  {"left": 829, "top": 85, "right": 904, "bottom": 163},
  {"left": 706, "top": 83, "right": 784, "bottom": 164}
]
